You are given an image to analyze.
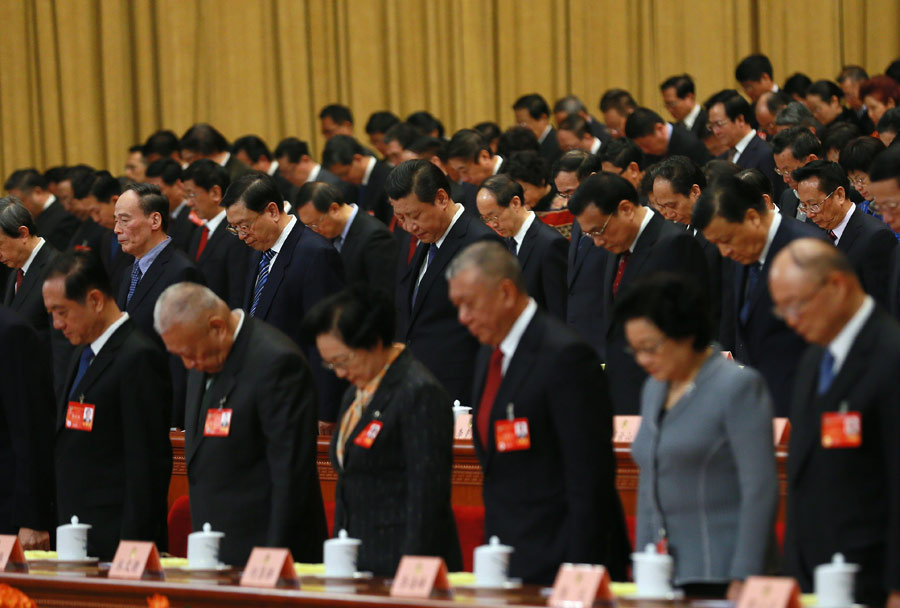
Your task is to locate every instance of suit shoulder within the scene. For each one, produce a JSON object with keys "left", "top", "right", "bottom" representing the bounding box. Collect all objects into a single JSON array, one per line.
[
  {"left": 780, "top": 216, "right": 828, "bottom": 241},
  {"left": 459, "top": 212, "right": 503, "bottom": 243},
  {"left": 533, "top": 218, "right": 567, "bottom": 243}
]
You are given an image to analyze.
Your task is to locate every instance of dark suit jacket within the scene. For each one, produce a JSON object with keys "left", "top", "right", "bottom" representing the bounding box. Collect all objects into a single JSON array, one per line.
[
  {"left": 471, "top": 311, "right": 630, "bottom": 584},
  {"left": 604, "top": 212, "right": 709, "bottom": 414},
  {"left": 35, "top": 200, "right": 80, "bottom": 252},
  {"left": 666, "top": 124, "right": 711, "bottom": 165},
  {"left": 778, "top": 188, "right": 801, "bottom": 220},
  {"left": 730, "top": 216, "right": 828, "bottom": 417},
  {"left": 189, "top": 222, "right": 251, "bottom": 309},
  {"left": 243, "top": 220, "right": 345, "bottom": 422},
  {"left": 168, "top": 205, "right": 198, "bottom": 253},
  {"left": 566, "top": 219, "right": 610, "bottom": 359},
  {"left": 889, "top": 246, "right": 900, "bottom": 321},
  {"left": 99, "top": 230, "right": 134, "bottom": 297},
  {"left": 185, "top": 317, "right": 325, "bottom": 566},
  {"left": 784, "top": 309, "right": 900, "bottom": 606},
  {"left": 539, "top": 127, "right": 563, "bottom": 166},
  {"left": 395, "top": 211, "right": 503, "bottom": 403},
  {"left": 223, "top": 155, "right": 253, "bottom": 182},
  {"left": 56, "top": 319, "right": 172, "bottom": 560},
  {"left": 588, "top": 116, "right": 612, "bottom": 143},
  {"left": 680, "top": 107, "right": 709, "bottom": 141},
  {"left": 517, "top": 216, "right": 568, "bottom": 319},
  {"left": 331, "top": 348, "right": 462, "bottom": 575},
  {"left": 356, "top": 160, "right": 393, "bottom": 225},
  {"left": 0, "top": 307, "right": 55, "bottom": 535},
  {"left": 67, "top": 218, "right": 106, "bottom": 256},
  {"left": 339, "top": 209, "right": 399, "bottom": 293},
  {"left": 731, "top": 134, "right": 786, "bottom": 200},
  {"left": 836, "top": 206, "right": 897, "bottom": 308},
  {"left": 694, "top": 227, "right": 724, "bottom": 339}
]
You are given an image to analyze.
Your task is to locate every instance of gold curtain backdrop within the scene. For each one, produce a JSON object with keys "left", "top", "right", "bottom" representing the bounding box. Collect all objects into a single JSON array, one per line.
[{"left": 0, "top": 0, "right": 898, "bottom": 180}]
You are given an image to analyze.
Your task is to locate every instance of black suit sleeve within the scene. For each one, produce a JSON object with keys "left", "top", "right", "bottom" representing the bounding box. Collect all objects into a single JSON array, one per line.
[
  {"left": 304, "top": 246, "right": 346, "bottom": 422},
  {"left": 362, "top": 229, "right": 400, "bottom": 295},
  {"left": 857, "top": 229, "right": 897, "bottom": 309},
  {"left": 540, "top": 234, "right": 569, "bottom": 320}
]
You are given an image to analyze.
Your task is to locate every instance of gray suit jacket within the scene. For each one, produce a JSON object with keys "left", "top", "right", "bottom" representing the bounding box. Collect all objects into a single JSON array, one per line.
[{"left": 630, "top": 351, "right": 778, "bottom": 584}]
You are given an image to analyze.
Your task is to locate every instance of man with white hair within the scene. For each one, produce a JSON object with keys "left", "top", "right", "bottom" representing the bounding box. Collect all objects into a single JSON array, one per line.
[{"left": 154, "top": 282, "right": 326, "bottom": 566}]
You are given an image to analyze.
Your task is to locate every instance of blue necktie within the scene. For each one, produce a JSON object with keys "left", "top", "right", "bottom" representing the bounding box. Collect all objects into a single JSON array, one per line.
[
  {"left": 817, "top": 349, "right": 835, "bottom": 395},
  {"left": 126, "top": 263, "right": 143, "bottom": 305},
  {"left": 411, "top": 244, "right": 438, "bottom": 308},
  {"left": 250, "top": 249, "right": 276, "bottom": 317},
  {"left": 508, "top": 238, "right": 518, "bottom": 256},
  {"left": 333, "top": 236, "right": 343, "bottom": 253},
  {"left": 739, "top": 262, "right": 762, "bottom": 324},
  {"left": 69, "top": 347, "right": 95, "bottom": 400}
]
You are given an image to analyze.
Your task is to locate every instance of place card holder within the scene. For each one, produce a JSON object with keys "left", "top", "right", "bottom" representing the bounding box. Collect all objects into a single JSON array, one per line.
[
  {"left": 454, "top": 414, "right": 473, "bottom": 440},
  {"left": 737, "top": 576, "right": 802, "bottom": 608},
  {"left": 548, "top": 563, "right": 613, "bottom": 607},
  {"left": 0, "top": 536, "right": 28, "bottom": 573},
  {"left": 108, "top": 541, "right": 162, "bottom": 580},
  {"left": 240, "top": 548, "right": 297, "bottom": 588},
  {"left": 390, "top": 556, "right": 450, "bottom": 597},
  {"left": 613, "top": 416, "right": 642, "bottom": 443}
]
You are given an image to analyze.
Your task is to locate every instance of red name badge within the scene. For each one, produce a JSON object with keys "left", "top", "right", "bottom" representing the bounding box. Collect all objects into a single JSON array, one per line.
[
  {"left": 353, "top": 421, "right": 383, "bottom": 448},
  {"left": 0, "top": 535, "right": 28, "bottom": 572},
  {"left": 204, "top": 408, "right": 233, "bottom": 437},
  {"left": 821, "top": 411, "right": 862, "bottom": 448},
  {"left": 495, "top": 418, "right": 530, "bottom": 452},
  {"left": 108, "top": 541, "right": 162, "bottom": 580},
  {"left": 65, "top": 402, "right": 95, "bottom": 432}
]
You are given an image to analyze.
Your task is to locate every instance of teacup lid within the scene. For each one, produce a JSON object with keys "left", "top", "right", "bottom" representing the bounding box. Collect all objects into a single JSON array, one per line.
[
  {"left": 58, "top": 515, "right": 91, "bottom": 530},
  {"left": 815, "top": 552, "right": 859, "bottom": 575},
  {"left": 189, "top": 522, "right": 224, "bottom": 539},
  {"left": 476, "top": 535, "right": 513, "bottom": 554},
  {"left": 631, "top": 543, "right": 673, "bottom": 563},
  {"left": 325, "top": 529, "right": 361, "bottom": 547},
  {"left": 452, "top": 400, "right": 470, "bottom": 410}
]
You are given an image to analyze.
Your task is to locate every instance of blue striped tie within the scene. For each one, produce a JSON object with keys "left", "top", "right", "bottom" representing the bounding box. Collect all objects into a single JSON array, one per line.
[
  {"left": 126, "top": 263, "right": 143, "bottom": 305},
  {"left": 250, "top": 249, "right": 276, "bottom": 316}
]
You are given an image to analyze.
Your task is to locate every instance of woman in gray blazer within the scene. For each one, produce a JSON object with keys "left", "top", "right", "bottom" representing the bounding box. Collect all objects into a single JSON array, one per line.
[{"left": 616, "top": 273, "right": 778, "bottom": 599}]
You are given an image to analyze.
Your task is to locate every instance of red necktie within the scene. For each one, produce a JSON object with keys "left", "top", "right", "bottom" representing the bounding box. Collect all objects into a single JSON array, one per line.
[
  {"left": 477, "top": 348, "right": 504, "bottom": 450},
  {"left": 195, "top": 226, "right": 209, "bottom": 260},
  {"left": 828, "top": 230, "right": 837, "bottom": 242},
  {"left": 407, "top": 235, "right": 420, "bottom": 264},
  {"left": 15, "top": 269, "right": 24, "bottom": 292},
  {"left": 612, "top": 251, "right": 631, "bottom": 297}
]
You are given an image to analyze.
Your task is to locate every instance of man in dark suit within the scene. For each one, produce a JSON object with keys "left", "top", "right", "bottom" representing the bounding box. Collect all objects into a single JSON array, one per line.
[
  {"left": 64, "top": 165, "right": 106, "bottom": 256},
  {"left": 476, "top": 174, "right": 567, "bottom": 319},
  {"left": 232, "top": 134, "right": 295, "bottom": 202},
  {"left": 85, "top": 173, "right": 133, "bottom": 294},
  {"left": 769, "top": 239, "right": 900, "bottom": 608},
  {"left": 513, "top": 93, "right": 563, "bottom": 166},
  {"left": 448, "top": 241, "right": 630, "bottom": 584},
  {"left": 771, "top": 126, "right": 821, "bottom": 222},
  {"left": 660, "top": 74, "right": 709, "bottom": 141},
  {"left": 868, "top": 145, "right": 900, "bottom": 321},
  {"left": 794, "top": 161, "right": 896, "bottom": 307},
  {"left": 446, "top": 129, "right": 507, "bottom": 208},
  {"left": 179, "top": 123, "right": 252, "bottom": 182},
  {"left": 693, "top": 174, "right": 828, "bottom": 417},
  {"left": 556, "top": 115, "right": 607, "bottom": 156},
  {"left": 274, "top": 137, "right": 344, "bottom": 189},
  {"left": 388, "top": 160, "right": 504, "bottom": 404},
  {"left": 156, "top": 282, "right": 326, "bottom": 566},
  {"left": 5, "top": 169, "right": 80, "bottom": 251},
  {"left": 222, "top": 172, "right": 345, "bottom": 431},
  {"left": 145, "top": 158, "right": 198, "bottom": 253},
  {"left": 182, "top": 161, "right": 250, "bottom": 309},
  {"left": 0, "top": 305, "right": 55, "bottom": 550},
  {"left": 570, "top": 173, "right": 709, "bottom": 415},
  {"left": 322, "top": 135, "right": 393, "bottom": 225},
  {"left": 43, "top": 252, "right": 171, "bottom": 560},
  {"left": 705, "top": 90, "right": 785, "bottom": 199},
  {"left": 294, "top": 182, "right": 398, "bottom": 291},
  {"left": 552, "top": 95, "right": 611, "bottom": 141},
  {"left": 625, "top": 107, "right": 711, "bottom": 166}
]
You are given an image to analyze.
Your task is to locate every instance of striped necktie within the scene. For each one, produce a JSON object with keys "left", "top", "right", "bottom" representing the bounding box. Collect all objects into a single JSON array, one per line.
[
  {"left": 249, "top": 249, "right": 276, "bottom": 316},
  {"left": 126, "top": 263, "right": 143, "bottom": 305}
]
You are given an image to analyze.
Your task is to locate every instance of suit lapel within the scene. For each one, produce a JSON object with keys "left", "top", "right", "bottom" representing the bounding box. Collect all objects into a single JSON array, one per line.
[
  {"left": 618, "top": 214, "right": 662, "bottom": 288},
  {"left": 835, "top": 207, "right": 861, "bottom": 254},
  {"left": 12, "top": 245, "right": 52, "bottom": 311},
  {"left": 567, "top": 221, "right": 590, "bottom": 287},
  {"left": 254, "top": 223, "right": 301, "bottom": 319},
  {"left": 516, "top": 219, "right": 539, "bottom": 269},
  {"left": 127, "top": 242, "right": 172, "bottom": 311},
  {"left": 197, "top": 225, "right": 226, "bottom": 264},
  {"left": 409, "top": 214, "right": 470, "bottom": 322}
]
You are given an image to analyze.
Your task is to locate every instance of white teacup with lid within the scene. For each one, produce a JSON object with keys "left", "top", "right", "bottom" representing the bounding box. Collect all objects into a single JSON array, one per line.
[
  {"left": 632, "top": 543, "right": 674, "bottom": 597},
  {"left": 187, "top": 522, "right": 225, "bottom": 569},
  {"left": 452, "top": 400, "right": 472, "bottom": 423},
  {"left": 474, "top": 535, "right": 513, "bottom": 586},
  {"left": 57, "top": 515, "right": 91, "bottom": 561},
  {"left": 324, "top": 529, "right": 361, "bottom": 577},
  {"left": 814, "top": 553, "right": 858, "bottom": 608}
]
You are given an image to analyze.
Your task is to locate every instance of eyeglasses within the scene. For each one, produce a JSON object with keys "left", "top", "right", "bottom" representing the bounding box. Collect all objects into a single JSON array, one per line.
[
  {"left": 584, "top": 214, "right": 613, "bottom": 238},
  {"left": 774, "top": 166, "right": 798, "bottom": 177},
  {"left": 870, "top": 199, "right": 900, "bottom": 214},
  {"left": 798, "top": 189, "right": 836, "bottom": 214},
  {"left": 480, "top": 213, "right": 501, "bottom": 223},
  {"left": 850, "top": 175, "right": 869, "bottom": 187},
  {"left": 306, "top": 214, "right": 327, "bottom": 231},
  {"left": 624, "top": 337, "right": 667, "bottom": 357},
  {"left": 322, "top": 352, "right": 355, "bottom": 371},
  {"left": 708, "top": 119, "right": 731, "bottom": 129},
  {"left": 226, "top": 213, "right": 261, "bottom": 236},
  {"left": 556, "top": 191, "right": 575, "bottom": 200},
  {"left": 772, "top": 281, "right": 826, "bottom": 320}
]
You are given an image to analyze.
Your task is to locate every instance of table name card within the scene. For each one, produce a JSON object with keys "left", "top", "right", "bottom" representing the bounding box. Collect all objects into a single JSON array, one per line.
[
  {"left": 240, "top": 548, "right": 297, "bottom": 588},
  {"left": 548, "top": 563, "right": 613, "bottom": 607},
  {"left": 0, "top": 536, "right": 27, "bottom": 572},
  {"left": 613, "top": 416, "right": 642, "bottom": 443},
  {"left": 108, "top": 541, "right": 162, "bottom": 580},
  {"left": 737, "top": 576, "right": 801, "bottom": 608},
  {"left": 390, "top": 556, "right": 449, "bottom": 597},
  {"left": 773, "top": 418, "right": 791, "bottom": 445},
  {"left": 722, "top": 350, "right": 734, "bottom": 360},
  {"left": 454, "top": 414, "right": 473, "bottom": 440}
]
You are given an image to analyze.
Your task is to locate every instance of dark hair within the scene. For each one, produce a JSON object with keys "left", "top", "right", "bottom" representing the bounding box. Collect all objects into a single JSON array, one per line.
[
  {"left": 145, "top": 158, "right": 183, "bottom": 185},
  {"left": 553, "top": 95, "right": 587, "bottom": 115},
  {"left": 504, "top": 150, "right": 547, "bottom": 187},
  {"left": 764, "top": 91, "right": 792, "bottom": 115},
  {"left": 365, "top": 111, "right": 400, "bottom": 135},
  {"left": 474, "top": 121, "right": 502, "bottom": 144},
  {"left": 692, "top": 174, "right": 767, "bottom": 229},
  {"left": 859, "top": 75, "right": 900, "bottom": 105},
  {"left": 791, "top": 159, "right": 850, "bottom": 195},
  {"left": 639, "top": 164, "right": 659, "bottom": 198},
  {"left": 66, "top": 164, "right": 97, "bottom": 199},
  {"left": 704, "top": 89, "right": 753, "bottom": 123},
  {"left": 221, "top": 172, "right": 284, "bottom": 213},
  {"left": 231, "top": 135, "right": 272, "bottom": 163},
  {"left": 296, "top": 181, "right": 344, "bottom": 213},
  {"left": 771, "top": 126, "right": 822, "bottom": 159},
  {"left": 480, "top": 174, "right": 524, "bottom": 208},
  {"left": 735, "top": 54, "right": 773, "bottom": 83},
  {"left": 405, "top": 111, "right": 444, "bottom": 138},
  {"left": 820, "top": 122, "right": 861, "bottom": 156},
  {"left": 660, "top": 74, "right": 695, "bottom": 97},
  {"left": 775, "top": 101, "right": 820, "bottom": 129},
  {"left": 300, "top": 283, "right": 394, "bottom": 348},
  {"left": 599, "top": 138, "right": 644, "bottom": 170},
  {"left": 90, "top": 171, "right": 123, "bottom": 203},
  {"left": 654, "top": 156, "right": 706, "bottom": 196},
  {"left": 142, "top": 130, "right": 180, "bottom": 159},
  {"left": 408, "top": 136, "right": 445, "bottom": 158},
  {"left": 128, "top": 144, "right": 144, "bottom": 155},
  {"left": 837, "top": 65, "right": 868, "bottom": 84},
  {"left": 839, "top": 136, "right": 886, "bottom": 174},
  {"left": 558, "top": 114, "right": 591, "bottom": 138},
  {"left": 322, "top": 135, "right": 368, "bottom": 168},
  {"left": 551, "top": 150, "right": 590, "bottom": 179},
  {"left": 44, "top": 166, "right": 68, "bottom": 184},
  {"left": 783, "top": 73, "right": 812, "bottom": 99},
  {"left": 614, "top": 272, "right": 710, "bottom": 351},
  {"left": 877, "top": 107, "right": 900, "bottom": 134},
  {"left": 319, "top": 104, "right": 354, "bottom": 126},
  {"left": 124, "top": 183, "right": 170, "bottom": 232},
  {"left": 599, "top": 89, "right": 636, "bottom": 113},
  {"left": 4, "top": 168, "right": 47, "bottom": 193},
  {"left": 569, "top": 172, "right": 639, "bottom": 216},
  {"left": 182, "top": 159, "right": 231, "bottom": 193},
  {"left": 385, "top": 159, "right": 451, "bottom": 204},
  {"left": 624, "top": 107, "right": 665, "bottom": 139},
  {"left": 736, "top": 168, "right": 773, "bottom": 198},
  {"left": 45, "top": 250, "right": 113, "bottom": 302},
  {"left": 497, "top": 127, "right": 540, "bottom": 158},
  {"left": 887, "top": 59, "right": 900, "bottom": 85},
  {"left": 273, "top": 137, "right": 311, "bottom": 163},
  {"left": 447, "top": 129, "right": 492, "bottom": 161},
  {"left": 807, "top": 80, "right": 844, "bottom": 103},
  {"left": 383, "top": 123, "right": 421, "bottom": 149},
  {"left": 0, "top": 197, "right": 36, "bottom": 237},
  {"left": 869, "top": 145, "right": 900, "bottom": 183},
  {"left": 180, "top": 123, "right": 229, "bottom": 155},
  {"left": 576, "top": 155, "right": 604, "bottom": 181},
  {"left": 512, "top": 94, "right": 551, "bottom": 119},
  {"left": 702, "top": 159, "right": 742, "bottom": 184}
]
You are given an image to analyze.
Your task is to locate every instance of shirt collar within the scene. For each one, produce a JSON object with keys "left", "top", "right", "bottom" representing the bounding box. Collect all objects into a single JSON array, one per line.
[
  {"left": 683, "top": 103, "right": 701, "bottom": 130},
  {"left": 267, "top": 160, "right": 279, "bottom": 176},
  {"left": 43, "top": 194, "right": 57, "bottom": 211},
  {"left": 734, "top": 129, "right": 756, "bottom": 155},
  {"left": 137, "top": 237, "right": 172, "bottom": 274},
  {"left": 232, "top": 309, "right": 246, "bottom": 343},
  {"left": 218, "top": 152, "right": 231, "bottom": 167},
  {"left": 204, "top": 209, "right": 227, "bottom": 235},
  {"left": 435, "top": 204, "right": 465, "bottom": 249},
  {"left": 499, "top": 298, "right": 538, "bottom": 373},
  {"left": 271, "top": 215, "right": 297, "bottom": 254},
  {"left": 90, "top": 312, "right": 130, "bottom": 356},
  {"left": 590, "top": 137, "right": 602, "bottom": 154},
  {"left": 757, "top": 212, "right": 782, "bottom": 266},
  {"left": 361, "top": 156, "right": 377, "bottom": 186},
  {"left": 832, "top": 204, "right": 856, "bottom": 243},
  {"left": 827, "top": 295, "right": 874, "bottom": 373},
  {"left": 339, "top": 204, "right": 359, "bottom": 243},
  {"left": 172, "top": 201, "right": 190, "bottom": 219},
  {"left": 538, "top": 125, "right": 552, "bottom": 144},
  {"left": 492, "top": 156, "right": 504, "bottom": 176},
  {"left": 21, "top": 238, "right": 46, "bottom": 274},
  {"left": 308, "top": 163, "right": 322, "bottom": 182},
  {"left": 513, "top": 210, "right": 536, "bottom": 247},
  {"left": 628, "top": 208, "right": 654, "bottom": 253}
]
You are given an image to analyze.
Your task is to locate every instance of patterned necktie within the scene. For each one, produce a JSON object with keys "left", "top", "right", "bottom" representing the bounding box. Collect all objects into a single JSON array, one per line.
[
  {"left": 817, "top": 349, "right": 835, "bottom": 395},
  {"left": 126, "top": 263, "right": 143, "bottom": 305},
  {"left": 195, "top": 226, "right": 209, "bottom": 260},
  {"left": 827, "top": 230, "right": 837, "bottom": 243},
  {"left": 411, "top": 244, "right": 438, "bottom": 308},
  {"left": 249, "top": 249, "right": 276, "bottom": 316},
  {"left": 476, "top": 348, "right": 504, "bottom": 450},
  {"left": 612, "top": 251, "right": 631, "bottom": 297},
  {"left": 69, "top": 347, "right": 95, "bottom": 400},
  {"left": 740, "top": 262, "right": 762, "bottom": 324}
]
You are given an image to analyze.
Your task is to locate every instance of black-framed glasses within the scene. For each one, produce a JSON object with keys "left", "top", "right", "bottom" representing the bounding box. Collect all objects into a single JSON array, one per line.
[
  {"left": 798, "top": 189, "right": 836, "bottom": 214},
  {"left": 226, "top": 213, "right": 262, "bottom": 236}
]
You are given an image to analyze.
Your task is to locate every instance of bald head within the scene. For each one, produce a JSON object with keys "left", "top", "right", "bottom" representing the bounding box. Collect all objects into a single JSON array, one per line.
[{"left": 154, "top": 282, "right": 228, "bottom": 335}]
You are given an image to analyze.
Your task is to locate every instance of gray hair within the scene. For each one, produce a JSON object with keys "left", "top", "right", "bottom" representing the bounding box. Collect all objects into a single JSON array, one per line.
[
  {"left": 153, "top": 282, "right": 225, "bottom": 335},
  {"left": 775, "top": 101, "right": 822, "bottom": 130},
  {"left": 0, "top": 197, "right": 36, "bottom": 238},
  {"left": 553, "top": 95, "right": 587, "bottom": 116},
  {"left": 445, "top": 240, "right": 527, "bottom": 293}
]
